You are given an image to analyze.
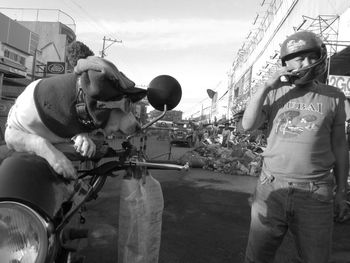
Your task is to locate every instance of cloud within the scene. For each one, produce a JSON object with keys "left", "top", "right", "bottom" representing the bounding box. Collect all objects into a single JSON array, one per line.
[{"left": 77, "top": 18, "right": 250, "bottom": 50}]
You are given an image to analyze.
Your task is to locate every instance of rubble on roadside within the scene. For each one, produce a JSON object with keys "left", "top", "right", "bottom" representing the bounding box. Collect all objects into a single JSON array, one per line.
[{"left": 177, "top": 143, "right": 262, "bottom": 177}]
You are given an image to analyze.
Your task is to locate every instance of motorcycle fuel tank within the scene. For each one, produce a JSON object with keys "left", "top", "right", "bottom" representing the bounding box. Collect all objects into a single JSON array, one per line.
[{"left": 0, "top": 152, "right": 73, "bottom": 220}]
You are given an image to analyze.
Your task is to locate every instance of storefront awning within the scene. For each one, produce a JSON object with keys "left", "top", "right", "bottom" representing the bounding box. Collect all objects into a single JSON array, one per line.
[
  {"left": 329, "top": 46, "right": 350, "bottom": 76},
  {"left": 0, "top": 63, "right": 27, "bottom": 78},
  {"left": 3, "top": 77, "right": 32, "bottom": 86},
  {"left": 2, "top": 77, "right": 32, "bottom": 98}
]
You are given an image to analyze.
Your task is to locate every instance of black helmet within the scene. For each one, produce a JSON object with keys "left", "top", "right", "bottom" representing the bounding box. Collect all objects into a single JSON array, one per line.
[{"left": 280, "top": 31, "right": 328, "bottom": 85}]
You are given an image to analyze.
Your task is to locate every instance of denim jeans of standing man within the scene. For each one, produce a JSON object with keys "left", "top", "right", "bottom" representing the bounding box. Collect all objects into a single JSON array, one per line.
[{"left": 245, "top": 171, "right": 334, "bottom": 263}]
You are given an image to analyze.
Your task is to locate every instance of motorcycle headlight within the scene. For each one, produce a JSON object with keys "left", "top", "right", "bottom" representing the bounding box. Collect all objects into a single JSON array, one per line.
[{"left": 0, "top": 201, "right": 48, "bottom": 263}]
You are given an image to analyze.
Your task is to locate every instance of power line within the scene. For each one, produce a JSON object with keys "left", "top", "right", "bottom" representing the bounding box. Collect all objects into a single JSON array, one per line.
[
  {"left": 61, "top": 0, "right": 103, "bottom": 36},
  {"left": 63, "top": 0, "right": 122, "bottom": 41}
]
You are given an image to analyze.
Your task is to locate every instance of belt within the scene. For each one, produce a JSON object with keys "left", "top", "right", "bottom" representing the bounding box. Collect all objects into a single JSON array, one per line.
[{"left": 261, "top": 170, "right": 333, "bottom": 185}]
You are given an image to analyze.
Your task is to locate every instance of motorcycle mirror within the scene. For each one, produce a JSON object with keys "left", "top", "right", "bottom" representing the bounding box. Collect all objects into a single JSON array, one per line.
[{"left": 147, "top": 75, "right": 182, "bottom": 111}]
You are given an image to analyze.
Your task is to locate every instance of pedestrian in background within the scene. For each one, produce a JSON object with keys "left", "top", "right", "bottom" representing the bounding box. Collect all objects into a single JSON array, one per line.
[
  {"left": 197, "top": 122, "right": 204, "bottom": 143},
  {"left": 221, "top": 122, "right": 231, "bottom": 147},
  {"left": 242, "top": 30, "right": 349, "bottom": 263},
  {"left": 212, "top": 123, "right": 219, "bottom": 137}
]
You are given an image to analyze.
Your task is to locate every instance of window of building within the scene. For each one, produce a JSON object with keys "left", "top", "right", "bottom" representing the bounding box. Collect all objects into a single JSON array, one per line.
[{"left": 3, "top": 49, "right": 26, "bottom": 66}]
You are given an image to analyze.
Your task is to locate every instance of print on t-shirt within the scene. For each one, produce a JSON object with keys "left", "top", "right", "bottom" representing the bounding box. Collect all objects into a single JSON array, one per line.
[
  {"left": 275, "top": 110, "right": 319, "bottom": 137},
  {"left": 274, "top": 100, "right": 323, "bottom": 138}
]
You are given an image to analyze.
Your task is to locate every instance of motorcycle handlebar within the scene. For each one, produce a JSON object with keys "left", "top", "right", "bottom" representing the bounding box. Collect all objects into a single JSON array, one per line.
[
  {"left": 131, "top": 161, "right": 189, "bottom": 171},
  {"left": 54, "top": 140, "right": 189, "bottom": 173},
  {"left": 77, "top": 160, "right": 189, "bottom": 179}
]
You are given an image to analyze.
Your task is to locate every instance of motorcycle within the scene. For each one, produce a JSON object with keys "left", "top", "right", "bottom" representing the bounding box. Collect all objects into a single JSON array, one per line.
[{"left": 0, "top": 75, "right": 188, "bottom": 263}]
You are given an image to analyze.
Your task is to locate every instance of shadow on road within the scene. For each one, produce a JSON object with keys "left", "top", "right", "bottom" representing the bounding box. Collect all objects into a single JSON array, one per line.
[
  {"left": 159, "top": 180, "right": 251, "bottom": 263},
  {"left": 76, "top": 136, "right": 350, "bottom": 263}
]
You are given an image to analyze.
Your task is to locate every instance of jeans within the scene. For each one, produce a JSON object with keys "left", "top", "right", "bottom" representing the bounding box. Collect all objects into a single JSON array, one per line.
[{"left": 245, "top": 171, "right": 334, "bottom": 263}]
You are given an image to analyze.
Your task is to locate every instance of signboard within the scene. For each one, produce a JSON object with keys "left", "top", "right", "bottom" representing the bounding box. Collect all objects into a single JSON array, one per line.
[
  {"left": 46, "top": 62, "right": 66, "bottom": 74},
  {"left": 328, "top": 75, "right": 350, "bottom": 97}
]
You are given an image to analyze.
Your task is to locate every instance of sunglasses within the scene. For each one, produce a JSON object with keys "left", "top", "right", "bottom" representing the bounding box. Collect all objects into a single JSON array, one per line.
[{"left": 96, "top": 97, "right": 133, "bottom": 113}]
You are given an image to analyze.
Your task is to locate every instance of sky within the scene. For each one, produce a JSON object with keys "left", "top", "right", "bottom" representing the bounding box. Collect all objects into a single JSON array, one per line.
[{"left": 0, "top": 0, "right": 261, "bottom": 116}]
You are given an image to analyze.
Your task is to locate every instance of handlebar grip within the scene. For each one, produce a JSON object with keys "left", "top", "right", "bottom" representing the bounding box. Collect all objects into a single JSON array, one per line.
[{"left": 54, "top": 142, "right": 118, "bottom": 161}]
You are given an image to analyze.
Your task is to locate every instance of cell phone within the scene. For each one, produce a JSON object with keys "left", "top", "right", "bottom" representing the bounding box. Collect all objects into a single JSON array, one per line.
[{"left": 280, "top": 72, "right": 300, "bottom": 84}]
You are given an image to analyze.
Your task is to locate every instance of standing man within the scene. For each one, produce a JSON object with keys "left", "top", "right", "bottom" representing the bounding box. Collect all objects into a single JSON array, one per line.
[
  {"left": 221, "top": 122, "right": 231, "bottom": 147},
  {"left": 243, "top": 31, "right": 349, "bottom": 263}
]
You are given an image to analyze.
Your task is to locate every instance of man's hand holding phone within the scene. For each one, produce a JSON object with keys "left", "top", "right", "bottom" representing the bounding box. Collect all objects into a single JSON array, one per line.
[{"left": 265, "top": 66, "right": 299, "bottom": 91}]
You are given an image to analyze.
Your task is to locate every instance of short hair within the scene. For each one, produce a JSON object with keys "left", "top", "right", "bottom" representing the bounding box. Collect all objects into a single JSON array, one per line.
[{"left": 67, "top": 41, "right": 95, "bottom": 67}]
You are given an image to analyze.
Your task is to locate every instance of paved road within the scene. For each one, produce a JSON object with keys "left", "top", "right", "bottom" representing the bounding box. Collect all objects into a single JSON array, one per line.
[{"left": 75, "top": 135, "right": 350, "bottom": 263}]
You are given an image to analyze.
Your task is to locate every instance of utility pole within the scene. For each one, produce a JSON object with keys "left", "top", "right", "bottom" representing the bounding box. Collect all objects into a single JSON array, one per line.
[
  {"left": 31, "top": 48, "right": 37, "bottom": 81},
  {"left": 101, "top": 36, "right": 122, "bottom": 58}
]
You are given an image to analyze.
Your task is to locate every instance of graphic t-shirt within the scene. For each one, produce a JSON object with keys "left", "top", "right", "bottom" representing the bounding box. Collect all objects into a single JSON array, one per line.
[{"left": 261, "top": 81, "right": 346, "bottom": 181}]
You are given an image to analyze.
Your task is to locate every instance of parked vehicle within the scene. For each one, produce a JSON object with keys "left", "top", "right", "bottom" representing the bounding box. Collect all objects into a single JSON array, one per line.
[
  {"left": 169, "top": 121, "right": 194, "bottom": 147},
  {"left": 0, "top": 75, "right": 188, "bottom": 263}
]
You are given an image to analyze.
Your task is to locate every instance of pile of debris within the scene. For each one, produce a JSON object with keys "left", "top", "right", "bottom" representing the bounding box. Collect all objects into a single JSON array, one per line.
[{"left": 177, "top": 143, "right": 262, "bottom": 177}]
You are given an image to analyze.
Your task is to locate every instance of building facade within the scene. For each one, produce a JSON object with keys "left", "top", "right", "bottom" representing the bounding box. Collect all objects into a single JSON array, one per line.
[
  {"left": 0, "top": 9, "right": 77, "bottom": 137},
  {"left": 228, "top": 0, "right": 350, "bottom": 118},
  {"left": 149, "top": 109, "right": 183, "bottom": 123}
]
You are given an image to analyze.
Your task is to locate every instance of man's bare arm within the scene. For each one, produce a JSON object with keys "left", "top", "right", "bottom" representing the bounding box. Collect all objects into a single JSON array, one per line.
[
  {"left": 331, "top": 123, "right": 349, "bottom": 221},
  {"left": 242, "top": 84, "right": 269, "bottom": 131},
  {"left": 242, "top": 67, "right": 295, "bottom": 131}
]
